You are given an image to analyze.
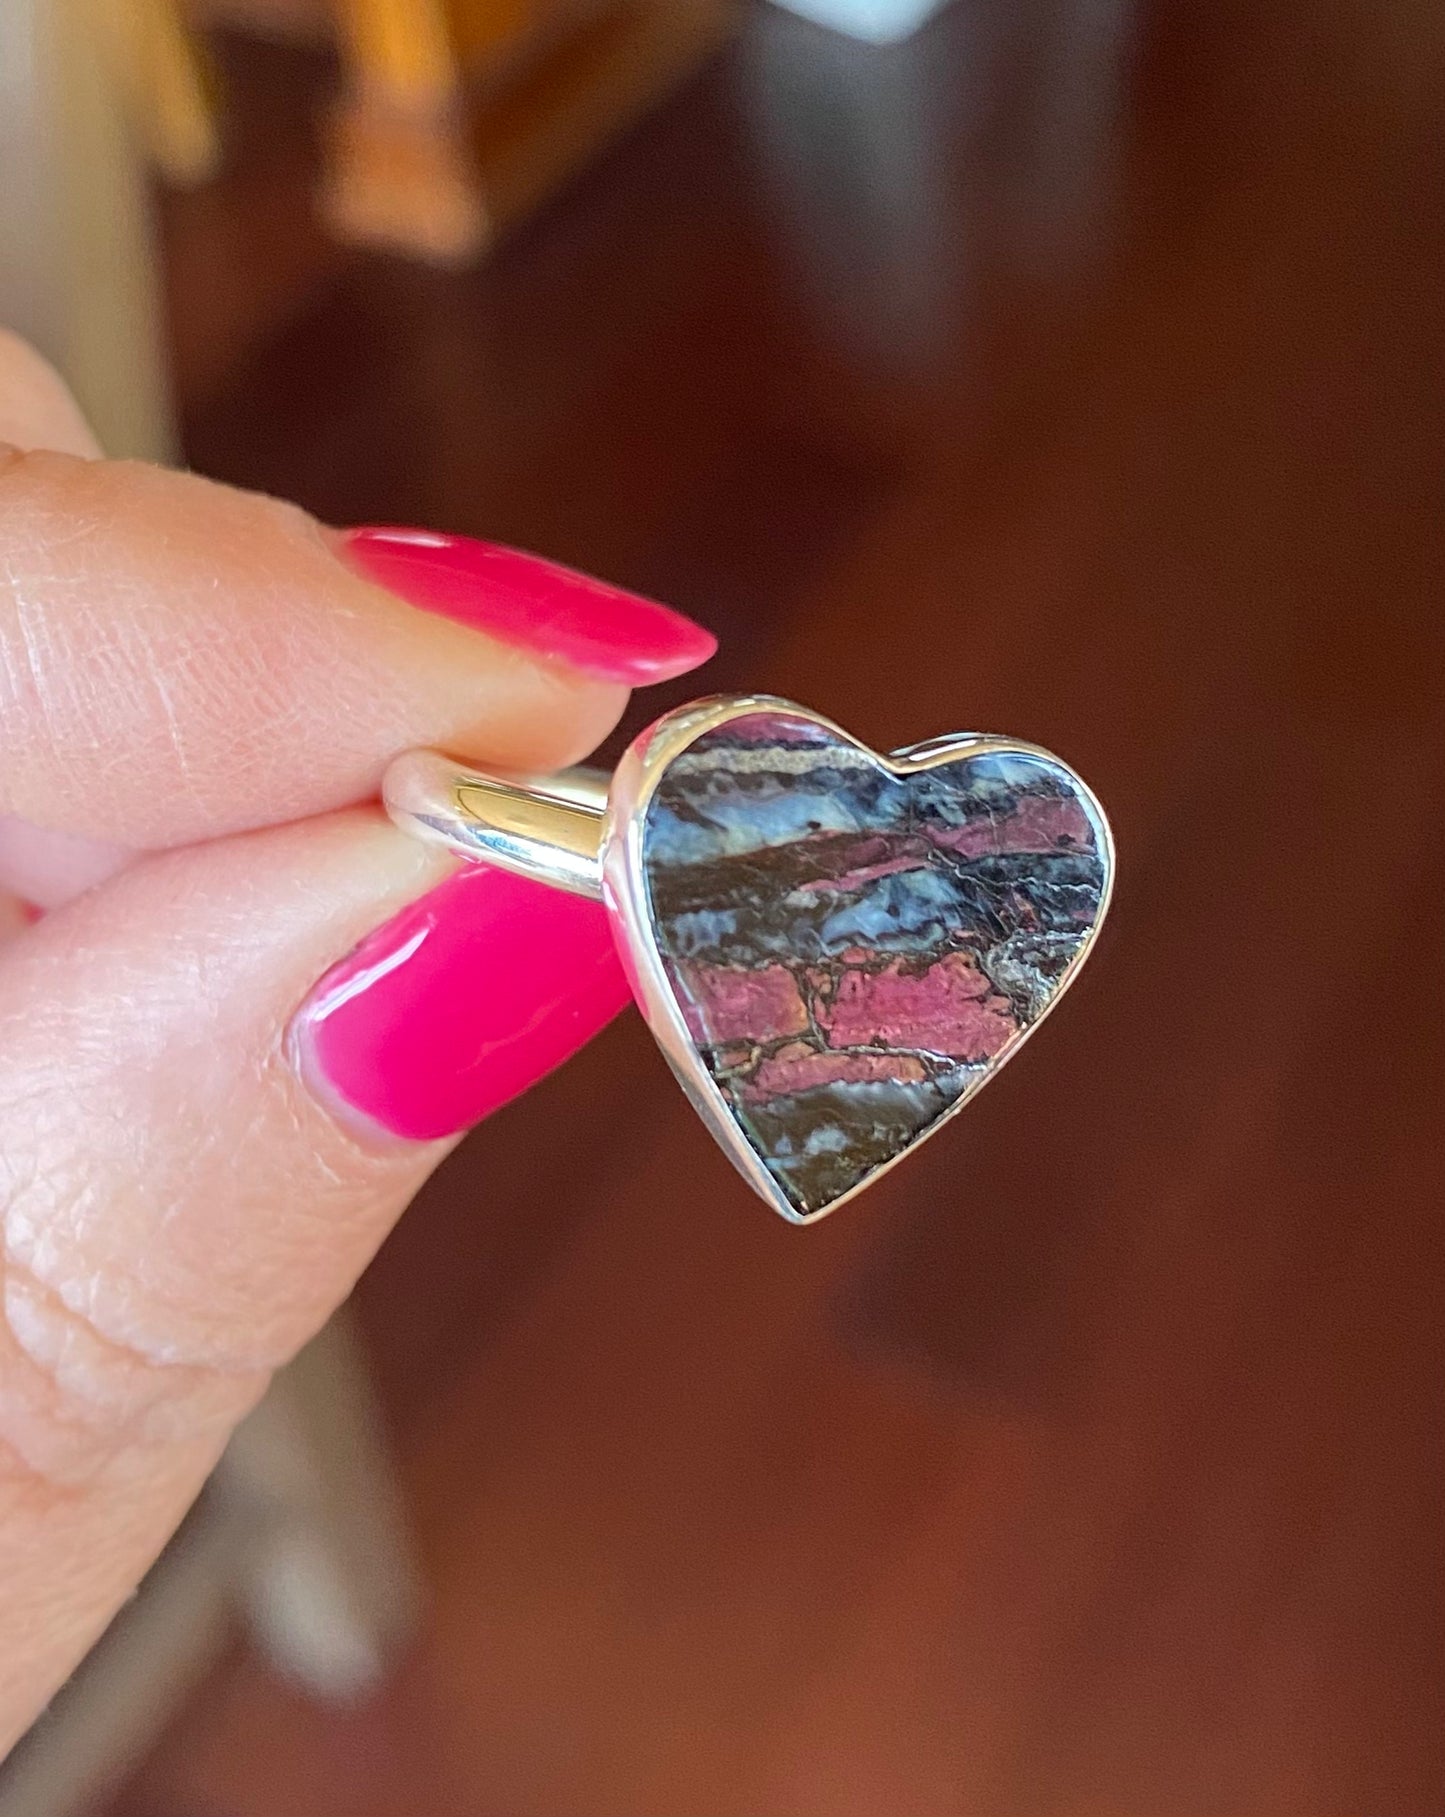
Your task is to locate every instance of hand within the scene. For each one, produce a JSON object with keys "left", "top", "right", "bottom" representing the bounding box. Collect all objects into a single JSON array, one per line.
[{"left": 0, "top": 331, "right": 715, "bottom": 1750}]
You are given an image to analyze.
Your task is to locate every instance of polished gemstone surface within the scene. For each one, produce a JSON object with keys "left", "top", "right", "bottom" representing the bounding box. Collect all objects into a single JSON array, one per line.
[{"left": 641, "top": 711, "right": 1110, "bottom": 1216}]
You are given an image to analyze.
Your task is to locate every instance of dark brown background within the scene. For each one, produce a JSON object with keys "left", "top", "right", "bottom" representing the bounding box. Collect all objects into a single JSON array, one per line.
[{"left": 118, "top": 1, "right": 1443, "bottom": 1811}]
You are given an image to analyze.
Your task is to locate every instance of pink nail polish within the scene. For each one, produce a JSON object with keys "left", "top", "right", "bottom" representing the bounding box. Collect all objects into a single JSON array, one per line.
[
  {"left": 338, "top": 526, "right": 717, "bottom": 686},
  {"left": 293, "top": 867, "right": 630, "bottom": 1141}
]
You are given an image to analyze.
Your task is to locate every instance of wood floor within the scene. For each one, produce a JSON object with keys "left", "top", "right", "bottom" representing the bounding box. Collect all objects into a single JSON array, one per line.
[{"left": 114, "top": 2, "right": 1443, "bottom": 1812}]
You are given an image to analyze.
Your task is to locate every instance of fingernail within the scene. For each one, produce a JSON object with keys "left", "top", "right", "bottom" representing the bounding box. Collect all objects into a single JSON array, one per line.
[
  {"left": 292, "top": 866, "right": 631, "bottom": 1141},
  {"left": 337, "top": 526, "right": 717, "bottom": 685}
]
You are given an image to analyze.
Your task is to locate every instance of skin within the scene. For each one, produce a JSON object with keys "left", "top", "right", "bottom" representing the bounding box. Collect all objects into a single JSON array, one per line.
[{"left": 0, "top": 330, "right": 631, "bottom": 1752}]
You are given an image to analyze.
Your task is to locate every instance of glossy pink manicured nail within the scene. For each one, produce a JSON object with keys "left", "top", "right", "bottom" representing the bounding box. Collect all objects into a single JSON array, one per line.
[
  {"left": 293, "top": 867, "right": 630, "bottom": 1141},
  {"left": 338, "top": 526, "right": 716, "bottom": 685}
]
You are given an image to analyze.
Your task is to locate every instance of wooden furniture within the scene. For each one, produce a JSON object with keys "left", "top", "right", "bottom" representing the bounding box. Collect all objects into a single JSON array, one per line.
[{"left": 133, "top": 0, "right": 736, "bottom": 261}]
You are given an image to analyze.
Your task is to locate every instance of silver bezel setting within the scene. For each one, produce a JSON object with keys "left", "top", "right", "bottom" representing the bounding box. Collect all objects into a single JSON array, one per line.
[{"left": 601, "top": 694, "right": 1116, "bottom": 1224}]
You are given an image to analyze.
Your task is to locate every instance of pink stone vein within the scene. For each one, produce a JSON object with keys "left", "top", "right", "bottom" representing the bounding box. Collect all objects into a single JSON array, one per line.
[
  {"left": 744, "top": 1046, "right": 929, "bottom": 1101},
  {"left": 936, "top": 795, "right": 1091, "bottom": 857},
  {"left": 818, "top": 954, "right": 1016, "bottom": 1060},
  {"left": 677, "top": 962, "right": 809, "bottom": 1046}
]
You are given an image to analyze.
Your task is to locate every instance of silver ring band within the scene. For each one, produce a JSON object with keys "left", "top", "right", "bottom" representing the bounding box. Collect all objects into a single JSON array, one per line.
[{"left": 383, "top": 750, "right": 610, "bottom": 899}]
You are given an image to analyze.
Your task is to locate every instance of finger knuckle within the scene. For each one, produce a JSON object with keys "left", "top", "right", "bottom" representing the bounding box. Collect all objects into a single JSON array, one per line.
[{"left": 0, "top": 1150, "right": 266, "bottom": 1491}]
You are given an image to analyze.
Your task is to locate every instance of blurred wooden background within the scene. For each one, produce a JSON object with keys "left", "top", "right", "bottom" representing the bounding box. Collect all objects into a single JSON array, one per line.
[
  {"left": 130, "top": 0, "right": 734, "bottom": 257},
  {"left": 101, "top": 0, "right": 1445, "bottom": 1810}
]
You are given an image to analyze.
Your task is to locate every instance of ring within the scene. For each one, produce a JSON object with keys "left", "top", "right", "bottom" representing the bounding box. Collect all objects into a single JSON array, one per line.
[{"left": 384, "top": 695, "right": 1115, "bottom": 1223}]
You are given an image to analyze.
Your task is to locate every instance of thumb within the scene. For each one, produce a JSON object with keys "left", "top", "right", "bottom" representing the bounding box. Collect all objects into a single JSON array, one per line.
[{"left": 0, "top": 808, "right": 626, "bottom": 1744}]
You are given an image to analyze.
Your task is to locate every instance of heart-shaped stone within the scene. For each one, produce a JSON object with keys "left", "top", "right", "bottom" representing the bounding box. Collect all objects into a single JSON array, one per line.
[{"left": 612, "top": 702, "right": 1112, "bottom": 1221}]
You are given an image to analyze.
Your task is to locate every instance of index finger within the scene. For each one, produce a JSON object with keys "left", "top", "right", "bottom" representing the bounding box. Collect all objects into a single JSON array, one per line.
[{"left": 0, "top": 343, "right": 714, "bottom": 849}]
